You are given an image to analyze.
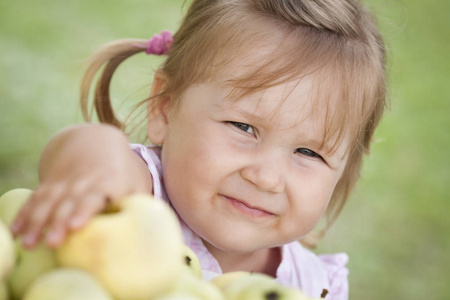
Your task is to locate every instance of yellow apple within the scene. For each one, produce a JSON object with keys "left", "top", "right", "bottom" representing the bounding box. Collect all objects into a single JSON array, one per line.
[
  {"left": 181, "top": 244, "right": 202, "bottom": 278},
  {"left": 57, "top": 194, "right": 185, "bottom": 300},
  {"left": 0, "top": 188, "right": 32, "bottom": 226},
  {"left": 158, "top": 270, "right": 225, "bottom": 300},
  {"left": 22, "top": 268, "right": 112, "bottom": 300},
  {"left": 237, "top": 285, "right": 314, "bottom": 300},
  {"left": 210, "top": 271, "right": 252, "bottom": 290},
  {"left": 0, "top": 282, "right": 9, "bottom": 300},
  {"left": 0, "top": 188, "right": 58, "bottom": 300},
  {"left": 8, "top": 242, "right": 58, "bottom": 300},
  {"left": 153, "top": 293, "right": 200, "bottom": 300},
  {"left": 218, "top": 272, "right": 312, "bottom": 300},
  {"left": 219, "top": 272, "right": 279, "bottom": 300},
  {"left": 0, "top": 220, "right": 15, "bottom": 281}
]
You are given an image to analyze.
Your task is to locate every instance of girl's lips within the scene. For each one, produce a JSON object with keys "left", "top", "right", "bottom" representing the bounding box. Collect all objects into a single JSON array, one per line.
[{"left": 222, "top": 195, "right": 274, "bottom": 218}]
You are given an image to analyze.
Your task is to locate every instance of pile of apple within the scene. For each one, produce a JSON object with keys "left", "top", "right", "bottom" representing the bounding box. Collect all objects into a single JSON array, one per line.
[{"left": 0, "top": 189, "right": 321, "bottom": 300}]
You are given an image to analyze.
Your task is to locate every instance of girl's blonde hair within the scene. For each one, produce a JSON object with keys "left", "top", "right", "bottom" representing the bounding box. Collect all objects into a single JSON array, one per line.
[{"left": 81, "top": 0, "right": 387, "bottom": 248}]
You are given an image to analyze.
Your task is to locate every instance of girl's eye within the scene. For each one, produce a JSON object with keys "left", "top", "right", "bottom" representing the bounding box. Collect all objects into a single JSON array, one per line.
[
  {"left": 295, "top": 148, "right": 322, "bottom": 159},
  {"left": 229, "top": 122, "right": 255, "bottom": 135}
]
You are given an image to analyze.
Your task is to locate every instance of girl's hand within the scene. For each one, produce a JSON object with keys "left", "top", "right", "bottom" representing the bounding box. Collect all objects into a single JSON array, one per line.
[{"left": 10, "top": 124, "right": 153, "bottom": 249}]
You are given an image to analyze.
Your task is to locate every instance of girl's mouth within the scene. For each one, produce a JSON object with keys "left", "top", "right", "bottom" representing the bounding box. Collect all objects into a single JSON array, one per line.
[{"left": 222, "top": 195, "right": 274, "bottom": 218}]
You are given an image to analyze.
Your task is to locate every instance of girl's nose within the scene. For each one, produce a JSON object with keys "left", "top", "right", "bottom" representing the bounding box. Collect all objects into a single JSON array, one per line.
[{"left": 240, "top": 155, "right": 285, "bottom": 194}]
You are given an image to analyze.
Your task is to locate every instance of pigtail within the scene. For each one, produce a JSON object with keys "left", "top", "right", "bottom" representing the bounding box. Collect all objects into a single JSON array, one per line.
[{"left": 80, "top": 38, "right": 147, "bottom": 129}]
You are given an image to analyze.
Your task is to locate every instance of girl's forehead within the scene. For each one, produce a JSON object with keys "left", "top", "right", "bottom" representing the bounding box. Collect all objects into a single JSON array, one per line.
[
  {"left": 218, "top": 72, "right": 337, "bottom": 121},
  {"left": 220, "top": 77, "right": 314, "bottom": 119}
]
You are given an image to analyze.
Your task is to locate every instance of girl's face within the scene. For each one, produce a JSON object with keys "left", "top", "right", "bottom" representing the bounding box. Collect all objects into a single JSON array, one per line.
[{"left": 156, "top": 75, "right": 349, "bottom": 254}]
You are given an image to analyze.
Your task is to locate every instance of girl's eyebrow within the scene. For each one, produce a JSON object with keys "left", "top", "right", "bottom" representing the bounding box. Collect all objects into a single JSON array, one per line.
[
  {"left": 233, "top": 108, "right": 266, "bottom": 123},
  {"left": 215, "top": 102, "right": 266, "bottom": 123}
]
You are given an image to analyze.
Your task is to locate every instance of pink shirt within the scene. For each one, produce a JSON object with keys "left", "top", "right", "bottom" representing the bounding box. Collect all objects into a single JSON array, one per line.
[{"left": 131, "top": 144, "right": 349, "bottom": 300}]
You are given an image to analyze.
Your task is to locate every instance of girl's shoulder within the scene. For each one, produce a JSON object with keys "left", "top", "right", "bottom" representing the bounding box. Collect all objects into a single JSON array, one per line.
[
  {"left": 277, "top": 241, "right": 349, "bottom": 300},
  {"left": 129, "top": 144, "right": 165, "bottom": 199}
]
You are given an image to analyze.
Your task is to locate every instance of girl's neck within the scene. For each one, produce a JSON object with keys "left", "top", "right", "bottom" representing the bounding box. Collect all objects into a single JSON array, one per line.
[{"left": 203, "top": 241, "right": 281, "bottom": 277}]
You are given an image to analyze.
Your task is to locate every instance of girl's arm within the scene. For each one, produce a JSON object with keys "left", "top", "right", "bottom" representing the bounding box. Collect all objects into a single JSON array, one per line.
[{"left": 11, "top": 123, "right": 153, "bottom": 248}]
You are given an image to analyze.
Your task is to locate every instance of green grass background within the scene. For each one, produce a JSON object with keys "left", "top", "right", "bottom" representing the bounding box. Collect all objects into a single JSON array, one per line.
[{"left": 1, "top": 0, "right": 449, "bottom": 299}]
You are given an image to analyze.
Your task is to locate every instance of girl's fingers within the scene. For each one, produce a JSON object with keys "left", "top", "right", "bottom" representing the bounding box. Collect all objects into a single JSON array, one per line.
[
  {"left": 13, "top": 187, "right": 64, "bottom": 248},
  {"left": 16, "top": 177, "right": 95, "bottom": 247},
  {"left": 10, "top": 187, "right": 47, "bottom": 234},
  {"left": 20, "top": 201, "right": 57, "bottom": 248},
  {"left": 11, "top": 176, "right": 124, "bottom": 248},
  {"left": 45, "top": 198, "right": 76, "bottom": 247}
]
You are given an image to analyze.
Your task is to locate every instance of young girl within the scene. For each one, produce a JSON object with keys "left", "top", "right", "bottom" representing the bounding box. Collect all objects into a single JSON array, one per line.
[{"left": 11, "top": 0, "right": 387, "bottom": 299}]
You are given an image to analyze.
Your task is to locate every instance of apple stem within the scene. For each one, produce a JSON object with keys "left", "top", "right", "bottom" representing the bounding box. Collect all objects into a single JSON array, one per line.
[{"left": 184, "top": 255, "right": 192, "bottom": 266}]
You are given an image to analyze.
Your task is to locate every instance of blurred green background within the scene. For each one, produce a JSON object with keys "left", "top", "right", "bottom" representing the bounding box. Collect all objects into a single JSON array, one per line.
[{"left": 1, "top": 0, "right": 449, "bottom": 299}]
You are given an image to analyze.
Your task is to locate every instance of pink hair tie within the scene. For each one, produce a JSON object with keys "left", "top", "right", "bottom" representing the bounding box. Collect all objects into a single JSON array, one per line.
[{"left": 145, "top": 30, "right": 173, "bottom": 55}]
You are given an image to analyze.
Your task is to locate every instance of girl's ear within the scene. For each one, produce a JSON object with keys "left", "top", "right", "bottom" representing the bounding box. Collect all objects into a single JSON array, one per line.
[{"left": 147, "top": 72, "right": 171, "bottom": 145}]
